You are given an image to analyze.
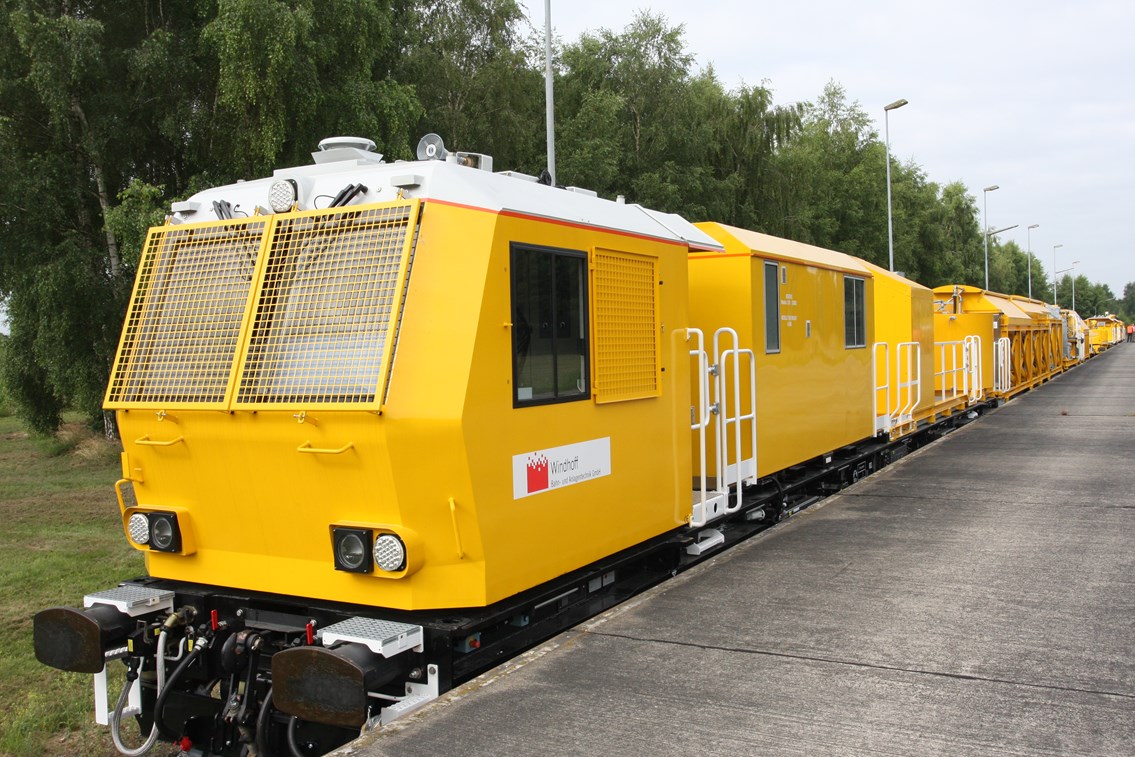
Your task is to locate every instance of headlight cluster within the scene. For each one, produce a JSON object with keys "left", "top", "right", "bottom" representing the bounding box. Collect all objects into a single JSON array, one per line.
[
  {"left": 128, "top": 511, "right": 182, "bottom": 552},
  {"left": 332, "top": 528, "right": 406, "bottom": 574}
]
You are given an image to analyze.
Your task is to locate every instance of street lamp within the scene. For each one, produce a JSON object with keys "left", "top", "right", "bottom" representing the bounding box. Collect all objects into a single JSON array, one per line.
[
  {"left": 1054, "top": 260, "right": 1078, "bottom": 309},
  {"left": 985, "top": 223, "right": 1018, "bottom": 290},
  {"left": 884, "top": 98, "right": 908, "bottom": 272},
  {"left": 1071, "top": 261, "right": 1080, "bottom": 312},
  {"left": 982, "top": 185, "right": 999, "bottom": 289},
  {"left": 1026, "top": 224, "right": 1039, "bottom": 299},
  {"left": 1052, "top": 243, "right": 1064, "bottom": 302}
]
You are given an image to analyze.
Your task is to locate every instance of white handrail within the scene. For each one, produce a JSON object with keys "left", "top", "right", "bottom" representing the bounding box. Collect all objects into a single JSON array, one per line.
[
  {"left": 886, "top": 342, "right": 920, "bottom": 427},
  {"left": 993, "top": 336, "right": 1012, "bottom": 393},
  {"left": 964, "top": 335, "right": 983, "bottom": 401},
  {"left": 712, "top": 328, "right": 756, "bottom": 514},
  {"left": 934, "top": 341, "right": 964, "bottom": 403},
  {"left": 687, "top": 328, "right": 710, "bottom": 521},
  {"left": 872, "top": 342, "right": 892, "bottom": 434}
]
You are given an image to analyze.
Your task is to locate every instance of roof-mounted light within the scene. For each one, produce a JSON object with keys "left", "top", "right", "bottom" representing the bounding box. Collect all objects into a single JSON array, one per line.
[{"left": 269, "top": 179, "right": 298, "bottom": 213}]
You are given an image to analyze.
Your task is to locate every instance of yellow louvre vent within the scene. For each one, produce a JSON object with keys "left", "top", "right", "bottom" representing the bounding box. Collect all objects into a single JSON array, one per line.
[
  {"left": 234, "top": 201, "right": 420, "bottom": 407},
  {"left": 592, "top": 249, "right": 660, "bottom": 403},
  {"left": 106, "top": 219, "right": 267, "bottom": 407}
]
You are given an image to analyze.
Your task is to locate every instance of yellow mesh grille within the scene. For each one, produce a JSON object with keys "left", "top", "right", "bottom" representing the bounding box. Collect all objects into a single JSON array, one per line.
[
  {"left": 592, "top": 249, "right": 660, "bottom": 403},
  {"left": 234, "top": 201, "right": 419, "bottom": 407},
  {"left": 106, "top": 219, "right": 267, "bottom": 407}
]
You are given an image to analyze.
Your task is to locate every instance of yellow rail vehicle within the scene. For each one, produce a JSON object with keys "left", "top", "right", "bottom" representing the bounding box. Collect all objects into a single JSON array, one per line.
[
  {"left": 1085, "top": 314, "right": 1125, "bottom": 354},
  {"left": 687, "top": 225, "right": 876, "bottom": 484},
  {"left": 108, "top": 190, "right": 703, "bottom": 613},
  {"left": 35, "top": 137, "right": 1003, "bottom": 756},
  {"left": 1061, "top": 309, "right": 1090, "bottom": 368},
  {"left": 932, "top": 286, "right": 1064, "bottom": 399}
]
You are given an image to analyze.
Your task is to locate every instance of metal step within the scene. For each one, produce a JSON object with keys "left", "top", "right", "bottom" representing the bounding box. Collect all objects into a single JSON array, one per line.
[
  {"left": 84, "top": 585, "right": 174, "bottom": 617},
  {"left": 319, "top": 616, "right": 423, "bottom": 657}
]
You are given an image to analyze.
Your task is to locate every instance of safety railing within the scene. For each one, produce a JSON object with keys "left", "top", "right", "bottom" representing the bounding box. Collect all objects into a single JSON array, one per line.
[
  {"left": 687, "top": 327, "right": 756, "bottom": 528},
  {"left": 964, "top": 335, "right": 983, "bottom": 402},
  {"left": 993, "top": 337, "right": 1012, "bottom": 394},
  {"left": 872, "top": 341, "right": 920, "bottom": 434},
  {"left": 688, "top": 327, "right": 711, "bottom": 524},
  {"left": 935, "top": 341, "right": 965, "bottom": 404},
  {"left": 872, "top": 342, "right": 892, "bottom": 434},
  {"left": 713, "top": 328, "right": 757, "bottom": 513},
  {"left": 890, "top": 342, "right": 921, "bottom": 427}
]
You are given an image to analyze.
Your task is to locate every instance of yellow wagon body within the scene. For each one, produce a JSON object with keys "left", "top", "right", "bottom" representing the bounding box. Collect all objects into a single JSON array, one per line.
[
  {"left": 688, "top": 224, "right": 874, "bottom": 479},
  {"left": 1085, "top": 315, "right": 1124, "bottom": 354},
  {"left": 932, "top": 286, "right": 1062, "bottom": 399}
]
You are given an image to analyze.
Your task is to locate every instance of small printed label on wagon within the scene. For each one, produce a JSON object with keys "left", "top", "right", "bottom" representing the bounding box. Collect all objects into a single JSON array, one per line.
[{"left": 512, "top": 437, "right": 611, "bottom": 499}]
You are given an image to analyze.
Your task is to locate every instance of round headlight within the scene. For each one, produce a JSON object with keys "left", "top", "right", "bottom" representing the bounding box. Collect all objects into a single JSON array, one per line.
[
  {"left": 269, "top": 179, "right": 298, "bottom": 213},
  {"left": 373, "top": 534, "right": 406, "bottom": 572},
  {"left": 336, "top": 532, "right": 368, "bottom": 571},
  {"left": 151, "top": 516, "right": 175, "bottom": 550},
  {"left": 128, "top": 513, "right": 150, "bottom": 545}
]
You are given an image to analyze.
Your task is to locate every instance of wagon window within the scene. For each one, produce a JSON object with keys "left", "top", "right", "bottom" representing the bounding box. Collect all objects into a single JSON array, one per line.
[
  {"left": 511, "top": 244, "right": 590, "bottom": 406},
  {"left": 844, "top": 276, "right": 866, "bottom": 348},
  {"left": 764, "top": 261, "right": 780, "bottom": 353}
]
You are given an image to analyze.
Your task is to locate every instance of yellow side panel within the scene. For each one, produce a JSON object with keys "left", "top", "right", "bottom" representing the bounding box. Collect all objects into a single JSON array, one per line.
[
  {"left": 460, "top": 212, "right": 691, "bottom": 603},
  {"left": 934, "top": 313, "right": 996, "bottom": 392}
]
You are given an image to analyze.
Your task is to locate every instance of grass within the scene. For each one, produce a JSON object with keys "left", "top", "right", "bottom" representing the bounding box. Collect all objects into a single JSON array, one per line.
[{"left": 0, "top": 413, "right": 148, "bottom": 756}]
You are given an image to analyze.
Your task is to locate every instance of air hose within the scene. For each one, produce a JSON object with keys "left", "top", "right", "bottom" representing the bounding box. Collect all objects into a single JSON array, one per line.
[
  {"left": 254, "top": 686, "right": 275, "bottom": 757},
  {"left": 109, "top": 629, "right": 166, "bottom": 756},
  {"left": 152, "top": 636, "right": 209, "bottom": 740}
]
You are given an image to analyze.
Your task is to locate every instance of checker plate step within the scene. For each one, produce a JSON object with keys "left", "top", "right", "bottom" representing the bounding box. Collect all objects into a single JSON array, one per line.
[
  {"left": 319, "top": 616, "right": 424, "bottom": 658},
  {"left": 84, "top": 585, "right": 175, "bottom": 617}
]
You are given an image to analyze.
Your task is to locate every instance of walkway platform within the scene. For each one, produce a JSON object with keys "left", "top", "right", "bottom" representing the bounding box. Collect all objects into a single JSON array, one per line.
[{"left": 347, "top": 345, "right": 1135, "bottom": 756}]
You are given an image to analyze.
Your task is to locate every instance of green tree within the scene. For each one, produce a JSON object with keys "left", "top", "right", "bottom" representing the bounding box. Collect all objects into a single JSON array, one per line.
[
  {"left": 771, "top": 83, "right": 903, "bottom": 267},
  {"left": 0, "top": 0, "right": 419, "bottom": 434},
  {"left": 554, "top": 10, "right": 801, "bottom": 225},
  {"left": 397, "top": 0, "right": 544, "bottom": 171},
  {"left": 1117, "top": 281, "right": 1135, "bottom": 323}
]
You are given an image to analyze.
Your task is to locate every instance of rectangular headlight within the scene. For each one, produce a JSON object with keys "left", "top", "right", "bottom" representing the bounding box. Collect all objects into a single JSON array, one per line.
[
  {"left": 147, "top": 512, "right": 182, "bottom": 553},
  {"left": 332, "top": 527, "right": 372, "bottom": 573}
]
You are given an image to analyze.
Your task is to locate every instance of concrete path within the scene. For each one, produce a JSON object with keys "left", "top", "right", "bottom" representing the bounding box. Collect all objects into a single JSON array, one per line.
[{"left": 344, "top": 345, "right": 1135, "bottom": 757}]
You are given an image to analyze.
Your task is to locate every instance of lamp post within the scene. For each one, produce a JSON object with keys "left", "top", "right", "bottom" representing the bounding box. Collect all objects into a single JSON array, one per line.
[
  {"left": 1026, "top": 223, "right": 1039, "bottom": 299},
  {"left": 1052, "top": 243, "right": 1063, "bottom": 302},
  {"left": 884, "top": 98, "right": 908, "bottom": 272},
  {"left": 1054, "top": 260, "right": 1078, "bottom": 309},
  {"left": 1071, "top": 261, "right": 1080, "bottom": 312},
  {"left": 985, "top": 223, "right": 1018, "bottom": 290},
  {"left": 544, "top": 0, "right": 556, "bottom": 185},
  {"left": 982, "top": 185, "right": 999, "bottom": 289}
]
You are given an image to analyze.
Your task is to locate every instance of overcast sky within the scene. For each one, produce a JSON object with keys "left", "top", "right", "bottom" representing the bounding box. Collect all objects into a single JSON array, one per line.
[{"left": 536, "top": 0, "right": 1135, "bottom": 301}]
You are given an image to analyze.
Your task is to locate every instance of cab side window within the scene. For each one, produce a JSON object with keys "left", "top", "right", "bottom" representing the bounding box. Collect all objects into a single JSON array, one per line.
[
  {"left": 511, "top": 244, "right": 590, "bottom": 406},
  {"left": 764, "top": 261, "right": 780, "bottom": 353},
  {"left": 844, "top": 276, "right": 866, "bottom": 348}
]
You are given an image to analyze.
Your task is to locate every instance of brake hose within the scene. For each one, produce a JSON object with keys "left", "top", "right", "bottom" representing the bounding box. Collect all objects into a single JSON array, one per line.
[
  {"left": 152, "top": 637, "right": 209, "bottom": 740},
  {"left": 109, "top": 629, "right": 167, "bottom": 756}
]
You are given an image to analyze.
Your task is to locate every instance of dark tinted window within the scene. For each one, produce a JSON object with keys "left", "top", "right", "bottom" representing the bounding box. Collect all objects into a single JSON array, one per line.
[
  {"left": 764, "top": 261, "right": 780, "bottom": 353},
  {"left": 844, "top": 276, "right": 866, "bottom": 348},
  {"left": 511, "top": 244, "right": 589, "bottom": 405}
]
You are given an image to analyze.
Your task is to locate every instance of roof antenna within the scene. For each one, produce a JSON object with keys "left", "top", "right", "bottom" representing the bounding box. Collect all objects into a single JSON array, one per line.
[{"left": 537, "top": 169, "right": 552, "bottom": 186}]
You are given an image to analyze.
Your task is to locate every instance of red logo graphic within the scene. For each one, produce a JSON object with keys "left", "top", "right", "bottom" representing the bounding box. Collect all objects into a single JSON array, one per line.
[{"left": 526, "top": 454, "right": 549, "bottom": 493}]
